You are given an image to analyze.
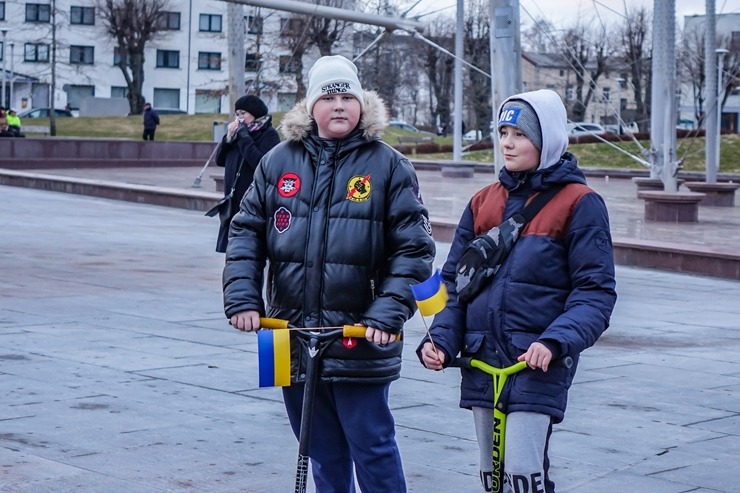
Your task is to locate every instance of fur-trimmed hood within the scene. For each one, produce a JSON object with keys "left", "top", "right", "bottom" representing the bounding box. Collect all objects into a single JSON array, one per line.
[{"left": 280, "top": 90, "right": 389, "bottom": 143}]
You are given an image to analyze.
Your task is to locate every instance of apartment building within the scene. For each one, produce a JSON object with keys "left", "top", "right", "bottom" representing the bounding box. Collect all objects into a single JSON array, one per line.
[
  {"left": 0, "top": 0, "right": 350, "bottom": 115},
  {"left": 522, "top": 51, "right": 633, "bottom": 128}
]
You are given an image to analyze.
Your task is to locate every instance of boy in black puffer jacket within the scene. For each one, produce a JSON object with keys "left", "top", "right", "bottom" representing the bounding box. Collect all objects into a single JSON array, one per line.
[{"left": 223, "top": 55, "right": 435, "bottom": 492}]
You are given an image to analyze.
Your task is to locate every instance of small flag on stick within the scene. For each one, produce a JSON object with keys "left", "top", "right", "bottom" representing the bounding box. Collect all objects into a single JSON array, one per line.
[
  {"left": 257, "top": 329, "right": 291, "bottom": 387},
  {"left": 410, "top": 270, "right": 449, "bottom": 316}
]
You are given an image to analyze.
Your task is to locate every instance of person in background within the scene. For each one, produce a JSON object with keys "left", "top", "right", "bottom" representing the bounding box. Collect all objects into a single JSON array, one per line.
[
  {"left": 214, "top": 95, "right": 280, "bottom": 253},
  {"left": 142, "top": 103, "right": 160, "bottom": 141},
  {"left": 6, "top": 108, "right": 22, "bottom": 137},
  {"left": 223, "top": 55, "right": 435, "bottom": 492},
  {"left": 417, "top": 89, "right": 617, "bottom": 492}
]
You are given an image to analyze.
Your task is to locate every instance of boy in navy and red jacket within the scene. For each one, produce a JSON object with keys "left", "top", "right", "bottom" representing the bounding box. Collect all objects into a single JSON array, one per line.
[{"left": 418, "top": 89, "right": 617, "bottom": 492}]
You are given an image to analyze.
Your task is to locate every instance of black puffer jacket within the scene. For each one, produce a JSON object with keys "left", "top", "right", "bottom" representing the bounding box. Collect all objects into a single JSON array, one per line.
[{"left": 223, "top": 91, "right": 435, "bottom": 384}]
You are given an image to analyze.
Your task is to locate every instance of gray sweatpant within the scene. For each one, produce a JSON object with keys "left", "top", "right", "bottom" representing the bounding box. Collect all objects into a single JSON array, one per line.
[{"left": 472, "top": 407, "right": 554, "bottom": 493}]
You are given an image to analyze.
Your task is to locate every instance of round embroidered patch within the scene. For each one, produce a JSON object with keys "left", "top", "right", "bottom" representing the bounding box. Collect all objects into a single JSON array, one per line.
[
  {"left": 274, "top": 206, "right": 292, "bottom": 233},
  {"left": 278, "top": 172, "right": 301, "bottom": 198},
  {"left": 346, "top": 175, "right": 372, "bottom": 202},
  {"left": 595, "top": 230, "right": 611, "bottom": 253}
]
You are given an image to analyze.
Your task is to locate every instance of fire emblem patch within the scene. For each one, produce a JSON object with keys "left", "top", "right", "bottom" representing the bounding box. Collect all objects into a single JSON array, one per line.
[
  {"left": 346, "top": 175, "right": 372, "bottom": 202},
  {"left": 274, "top": 206, "right": 292, "bottom": 233},
  {"left": 278, "top": 172, "right": 301, "bottom": 198}
]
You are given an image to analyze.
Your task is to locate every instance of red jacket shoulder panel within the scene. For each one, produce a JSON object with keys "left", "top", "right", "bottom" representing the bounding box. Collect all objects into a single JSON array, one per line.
[
  {"left": 524, "top": 183, "right": 593, "bottom": 238},
  {"left": 470, "top": 182, "right": 507, "bottom": 235}
]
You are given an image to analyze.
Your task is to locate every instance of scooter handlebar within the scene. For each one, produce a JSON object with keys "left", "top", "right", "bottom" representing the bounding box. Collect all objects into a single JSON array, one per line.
[{"left": 257, "top": 318, "right": 374, "bottom": 339}]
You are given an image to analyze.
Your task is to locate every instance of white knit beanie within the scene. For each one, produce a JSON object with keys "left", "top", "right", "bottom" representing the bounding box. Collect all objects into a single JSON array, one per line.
[{"left": 306, "top": 55, "right": 364, "bottom": 114}]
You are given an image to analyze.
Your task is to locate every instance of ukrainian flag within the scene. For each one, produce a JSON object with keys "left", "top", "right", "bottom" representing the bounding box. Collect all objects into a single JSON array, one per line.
[
  {"left": 410, "top": 270, "right": 449, "bottom": 316},
  {"left": 257, "top": 329, "right": 291, "bottom": 387}
]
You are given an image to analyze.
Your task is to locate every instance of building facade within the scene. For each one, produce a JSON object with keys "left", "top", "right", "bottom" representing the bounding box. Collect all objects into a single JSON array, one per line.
[{"left": 0, "top": 0, "right": 349, "bottom": 115}]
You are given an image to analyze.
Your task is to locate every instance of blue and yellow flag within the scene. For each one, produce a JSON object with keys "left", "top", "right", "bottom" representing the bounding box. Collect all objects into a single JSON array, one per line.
[
  {"left": 257, "top": 329, "right": 291, "bottom": 387},
  {"left": 410, "top": 270, "right": 449, "bottom": 316}
]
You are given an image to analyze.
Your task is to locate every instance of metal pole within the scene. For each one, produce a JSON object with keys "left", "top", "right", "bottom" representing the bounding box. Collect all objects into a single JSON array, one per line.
[
  {"left": 715, "top": 48, "right": 729, "bottom": 176},
  {"left": 452, "top": 0, "right": 463, "bottom": 161},
  {"left": 615, "top": 77, "right": 625, "bottom": 134},
  {"left": 491, "top": 0, "right": 522, "bottom": 176},
  {"left": 704, "top": 0, "right": 718, "bottom": 183},
  {"left": 1, "top": 29, "right": 7, "bottom": 109},
  {"left": 223, "top": 0, "right": 425, "bottom": 33},
  {"left": 227, "top": 2, "right": 245, "bottom": 112},
  {"left": 9, "top": 42, "right": 14, "bottom": 108}
]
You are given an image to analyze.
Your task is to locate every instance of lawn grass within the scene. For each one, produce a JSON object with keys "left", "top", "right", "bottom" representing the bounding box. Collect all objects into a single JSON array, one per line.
[
  {"left": 422, "top": 133, "right": 740, "bottom": 174},
  {"left": 21, "top": 114, "right": 740, "bottom": 174}
]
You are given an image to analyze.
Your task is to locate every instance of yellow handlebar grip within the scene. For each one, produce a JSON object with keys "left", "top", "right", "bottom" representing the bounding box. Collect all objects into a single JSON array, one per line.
[
  {"left": 342, "top": 325, "right": 367, "bottom": 338},
  {"left": 259, "top": 317, "right": 290, "bottom": 330}
]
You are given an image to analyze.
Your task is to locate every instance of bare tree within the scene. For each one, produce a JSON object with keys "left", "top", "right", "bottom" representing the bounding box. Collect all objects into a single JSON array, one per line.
[
  {"left": 97, "top": 0, "right": 168, "bottom": 115},
  {"left": 463, "top": 0, "right": 491, "bottom": 134},
  {"left": 277, "top": 0, "right": 356, "bottom": 102},
  {"left": 561, "top": 22, "right": 612, "bottom": 122},
  {"left": 420, "top": 17, "right": 455, "bottom": 131},
  {"left": 679, "top": 28, "right": 739, "bottom": 128},
  {"left": 521, "top": 16, "right": 557, "bottom": 53},
  {"left": 308, "top": 0, "right": 355, "bottom": 56},
  {"left": 618, "top": 6, "right": 651, "bottom": 131}
]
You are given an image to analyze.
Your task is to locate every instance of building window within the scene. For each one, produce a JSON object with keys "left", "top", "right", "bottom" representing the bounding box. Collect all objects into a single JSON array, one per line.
[
  {"left": 153, "top": 88, "right": 180, "bottom": 109},
  {"left": 0, "top": 42, "right": 3, "bottom": 62},
  {"left": 199, "top": 13, "right": 222, "bottom": 32},
  {"left": 24, "top": 43, "right": 50, "bottom": 62},
  {"left": 198, "top": 52, "right": 221, "bottom": 70},
  {"left": 113, "top": 47, "right": 128, "bottom": 66},
  {"left": 26, "top": 3, "right": 51, "bottom": 22},
  {"left": 246, "top": 15, "right": 262, "bottom": 34},
  {"left": 566, "top": 87, "right": 574, "bottom": 101},
  {"left": 157, "top": 11, "right": 180, "bottom": 30},
  {"left": 245, "top": 53, "right": 261, "bottom": 72},
  {"left": 67, "top": 85, "right": 95, "bottom": 108},
  {"left": 70, "top": 45, "right": 94, "bottom": 65},
  {"left": 156, "top": 50, "right": 180, "bottom": 68},
  {"left": 279, "top": 55, "right": 300, "bottom": 74},
  {"left": 70, "top": 6, "right": 95, "bottom": 25},
  {"left": 280, "top": 17, "right": 304, "bottom": 36},
  {"left": 0, "top": 2, "right": 5, "bottom": 21},
  {"left": 602, "top": 87, "right": 611, "bottom": 102},
  {"left": 111, "top": 86, "right": 129, "bottom": 99}
]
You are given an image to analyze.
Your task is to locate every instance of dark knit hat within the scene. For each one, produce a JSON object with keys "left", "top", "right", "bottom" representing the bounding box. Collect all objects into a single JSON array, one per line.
[
  {"left": 497, "top": 100, "right": 542, "bottom": 151},
  {"left": 235, "top": 95, "right": 268, "bottom": 118}
]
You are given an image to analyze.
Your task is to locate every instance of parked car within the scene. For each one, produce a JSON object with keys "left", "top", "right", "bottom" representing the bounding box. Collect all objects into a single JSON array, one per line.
[
  {"left": 17, "top": 108, "right": 74, "bottom": 118},
  {"left": 389, "top": 120, "right": 421, "bottom": 132},
  {"left": 566, "top": 122, "right": 606, "bottom": 136},
  {"left": 604, "top": 122, "right": 639, "bottom": 135},
  {"left": 463, "top": 129, "right": 484, "bottom": 142}
]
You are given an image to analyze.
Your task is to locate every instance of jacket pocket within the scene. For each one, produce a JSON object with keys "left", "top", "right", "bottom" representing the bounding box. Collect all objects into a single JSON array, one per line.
[{"left": 462, "top": 332, "right": 485, "bottom": 356}]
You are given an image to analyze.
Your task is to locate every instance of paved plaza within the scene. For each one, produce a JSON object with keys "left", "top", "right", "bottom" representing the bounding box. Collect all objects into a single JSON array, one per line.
[{"left": 2, "top": 182, "right": 740, "bottom": 492}]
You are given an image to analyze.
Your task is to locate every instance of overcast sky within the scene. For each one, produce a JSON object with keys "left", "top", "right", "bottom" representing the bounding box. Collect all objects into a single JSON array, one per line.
[{"left": 408, "top": 0, "right": 738, "bottom": 27}]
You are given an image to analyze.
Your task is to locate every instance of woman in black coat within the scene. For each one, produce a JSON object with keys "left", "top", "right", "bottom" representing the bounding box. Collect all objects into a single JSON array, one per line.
[{"left": 215, "top": 95, "right": 280, "bottom": 253}]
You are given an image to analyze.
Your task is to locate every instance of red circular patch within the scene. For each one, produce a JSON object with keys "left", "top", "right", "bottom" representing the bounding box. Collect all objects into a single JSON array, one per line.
[{"left": 277, "top": 172, "right": 301, "bottom": 198}]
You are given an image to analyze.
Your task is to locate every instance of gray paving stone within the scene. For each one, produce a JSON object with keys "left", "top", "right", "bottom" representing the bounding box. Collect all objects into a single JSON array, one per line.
[{"left": 3, "top": 185, "right": 740, "bottom": 492}]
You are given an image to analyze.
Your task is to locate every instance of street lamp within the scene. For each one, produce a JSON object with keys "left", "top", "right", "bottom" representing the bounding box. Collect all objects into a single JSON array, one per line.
[
  {"left": 1, "top": 29, "right": 7, "bottom": 109},
  {"left": 614, "top": 77, "right": 625, "bottom": 135}
]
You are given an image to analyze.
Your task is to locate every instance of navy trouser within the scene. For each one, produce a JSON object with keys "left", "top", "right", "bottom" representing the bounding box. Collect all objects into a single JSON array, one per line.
[{"left": 282, "top": 381, "right": 406, "bottom": 493}]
